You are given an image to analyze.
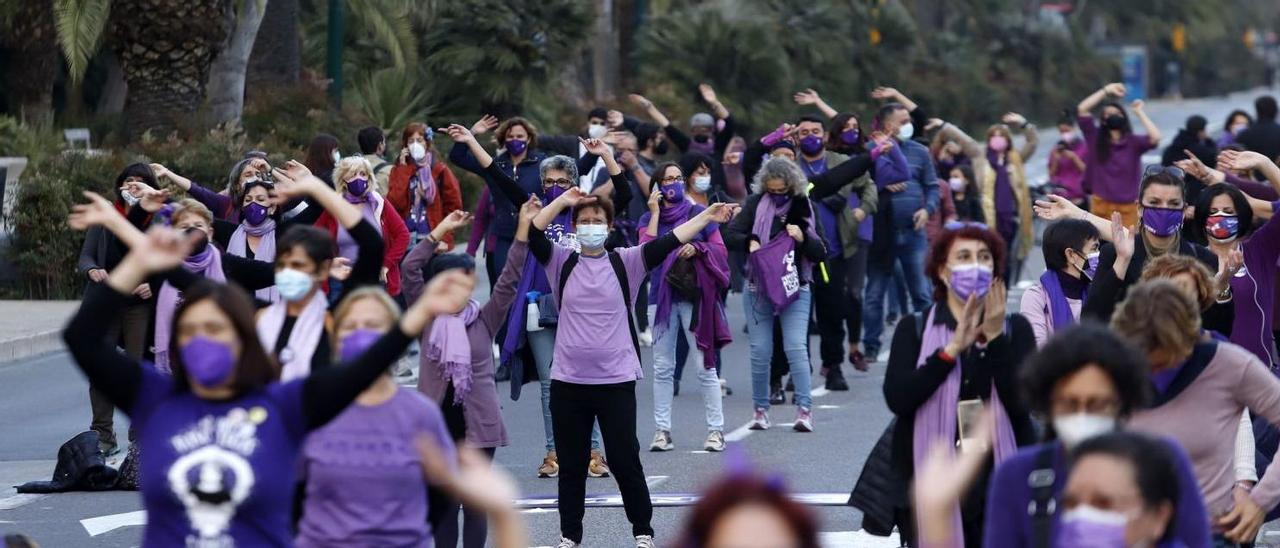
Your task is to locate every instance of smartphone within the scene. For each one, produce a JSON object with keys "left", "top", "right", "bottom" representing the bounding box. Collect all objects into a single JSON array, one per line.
[{"left": 956, "top": 398, "right": 984, "bottom": 454}]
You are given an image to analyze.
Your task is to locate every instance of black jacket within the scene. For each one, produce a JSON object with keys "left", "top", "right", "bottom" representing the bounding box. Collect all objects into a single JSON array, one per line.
[
  {"left": 1237, "top": 119, "right": 1280, "bottom": 162},
  {"left": 722, "top": 193, "right": 827, "bottom": 264},
  {"left": 1082, "top": 237, "right": 1231, "bottom": 335}
]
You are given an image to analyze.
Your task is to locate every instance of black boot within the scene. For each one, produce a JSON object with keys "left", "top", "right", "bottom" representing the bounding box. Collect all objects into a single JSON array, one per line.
[{"left": 825, "top": 365, "right": 850, "bottom": 391}]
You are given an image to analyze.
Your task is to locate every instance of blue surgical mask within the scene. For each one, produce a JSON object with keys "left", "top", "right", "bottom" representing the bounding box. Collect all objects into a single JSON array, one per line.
[
  {"left": 576, "top": 224, "right": 608, "bottom": 249},
  {"left": 692, "top": 175, "right": 712, "bottom": 193},
  {"left": 275, "top": 268, "right": 315, "bottom": 302}
]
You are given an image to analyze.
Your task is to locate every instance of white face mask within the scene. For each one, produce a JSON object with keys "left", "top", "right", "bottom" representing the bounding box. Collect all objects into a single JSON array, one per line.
[
  {"left": 948, "top": 177, "right": 966, "bottom": 193},
  {"left": 588, "top": 123, "right": 608, "bottom": 139},
  {"left": 275, "top": 268, "right": 315, "bottom": 302},
  {"left": 1053, "top": 413, "right": 1116, "bottom": 448},
  {"left": 897, "top": 122, "right": 914, "bottom": 141},
  {"left": 576, "top": 224, "right": 608, "bottom": 249},
  {"left": 121, "top": 191, "right": 140, "bottom": 207},
  {"left": 409, "top": 142, "right": 427, "bottom": 162},
  {"left": 693, "top": 175, "right": 712, "bottom": 193},
  {"left": 331, "top": 150, "right": 341, "bottom": 164}
]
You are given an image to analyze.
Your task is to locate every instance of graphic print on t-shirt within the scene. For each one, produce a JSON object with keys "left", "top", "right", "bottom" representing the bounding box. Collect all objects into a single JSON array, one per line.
[{"left": 165, "top": 406, "right": 263, "bottom": 546}]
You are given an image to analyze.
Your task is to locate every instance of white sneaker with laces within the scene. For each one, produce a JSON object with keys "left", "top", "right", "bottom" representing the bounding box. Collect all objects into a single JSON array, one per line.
[
  {"left": 649, "top": 430, "right": 673, "bottom": 451},
  {"left": 557, "top": 537, "right": 578, "bottom": 548},
  {"left": 749, "top": 408, "right": 770, "bottom": 430},
  {"left": 704, "top": 430, "right": 726, "bottom": 452},
  {"left": 636, "top": 534, "right": 656, "bottom": 548},
  {"left": 794, "top": 407, "right": 814, "bottom": 432}
]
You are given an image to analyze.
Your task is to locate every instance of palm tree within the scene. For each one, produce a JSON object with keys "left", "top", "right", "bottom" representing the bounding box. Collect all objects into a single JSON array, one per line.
[
  {"left": 108, "top": 0, "right": 233, "bottom": 139},
  {"left": 208, "top": 0, "right": 268, "bottom": 123},
  {"left": 0, "top": 0, "right": 110, "bottom": 124}
]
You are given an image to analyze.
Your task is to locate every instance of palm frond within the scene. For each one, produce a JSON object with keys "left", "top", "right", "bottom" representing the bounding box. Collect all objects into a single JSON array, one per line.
[
  {"left": 52, "top": 0, "right": 111, "bottom": 84},
  {"left": 351, "top": 67, "right": 431, "bottom": 133},
  {"left": 346, "top": 0, "right": 417, "bottom": 68}
]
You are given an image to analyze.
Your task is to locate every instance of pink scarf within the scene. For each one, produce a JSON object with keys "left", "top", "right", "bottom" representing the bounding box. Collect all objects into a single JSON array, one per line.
[
  {"left": 227, "top": 219, "right": 278, "bottom": 302},
  {"left": 153, "top": 246, "right": 226, "bottom": 372},
  {"left": 414, "top": 154, "right": 437, "bottom": 206},
  {"left": 255, "top": 292, "right": 329, "bottom": 381},
  {"left": 426, "top": 300, "right": 481, "bottom": 405}
]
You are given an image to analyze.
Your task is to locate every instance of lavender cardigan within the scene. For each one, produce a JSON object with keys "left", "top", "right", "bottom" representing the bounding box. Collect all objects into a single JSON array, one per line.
[{"left": 402, "top": 240, "right": 526, "bottom": 448}]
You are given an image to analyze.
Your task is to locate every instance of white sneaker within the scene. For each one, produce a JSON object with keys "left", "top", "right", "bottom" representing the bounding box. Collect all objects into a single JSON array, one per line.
[
  {"left": 638, "top": 328, "right": 654, "bottom": 347},
  {"left": 749, "top": 408, "right": 770, "bottom": 430},
  {"left": 636, "top": 534, "right": 656, "bottom": 548},
  {"left": 557, "top": 537, "right": 578, "bottom": 548},
  {"left": 793, "top": 407, "right": 814, "bottom": 432},
  {"left": 649, "top": 430, "right": 673, "bottom": 451},
  {"left": 704, "top": 430, "right": 726, "bottom": 452}
]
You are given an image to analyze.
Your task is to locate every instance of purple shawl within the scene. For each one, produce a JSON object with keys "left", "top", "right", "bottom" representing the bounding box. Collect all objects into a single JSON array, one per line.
[
  {"left": 1038, "top": 270, "right": 1083, "bottom": 331},
  {"left": 912, "top": 306, "right": 1018, "bottom": 542},
  {"left": 499, "top": 209, "right": 573, "bottom": 368},
  {"left": 337, "top": 191, "right": 384, "bottom": 261},
  {"left": 987, "top": 149, "right": 1016, "bottom": 241},
  {"left": 689, "top": 242, "right": 732, "bottom": 368},
  {"left": 427, "top": 300, "right": 481, "bottom": 405},
  {"left": 415, "top": 153, "right": 437, "bottom": 205},
  {"left": 750, "top": 195, "right": 818, "bottom": 285},
  {"left": 255, "top": 292, "right": 328, "bottom": 381},
  {"left": 153, "top": 246, "right": 226, "bottom": 372},
  {"left": 227, "top": 219, "right": 278, "bottom": 302},
  {"left": 640, "top": 201, "right": 711, "bottom": 337}
]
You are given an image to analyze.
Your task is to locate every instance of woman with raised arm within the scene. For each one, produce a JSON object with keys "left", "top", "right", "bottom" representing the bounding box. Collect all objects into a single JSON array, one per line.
[
  {"left": 150, "top": 155, "right": 271, "bottom": 223},
  {"left": 626, "top": 84, "right": 737, "bottom": 159},
  {"left": 58, "top": 214, "right": 472, "bottom": 546},
  {"left": 1076, "top": 82, "right": 1162, "bottom": 228}
]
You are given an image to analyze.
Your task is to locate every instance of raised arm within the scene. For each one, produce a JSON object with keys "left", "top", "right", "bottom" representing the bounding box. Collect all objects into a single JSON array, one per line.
[
  {"left": 1034, "top": 194, "right": 1115, "bottom": 239},
  {"left": 699, "top": 84, "right": 730, "bottom": 121},
  {"left": 404, "top": 210, "right": 473, "bottom": 303},
  {"left": 649, "top": 202, "right": 739, "bottom": 269},
  {"left": 628, "top": 93, "right": 672, "bottom": 129},
  {"left": 1219, "top": 149, "right": 1280, "bottom": 196},
  {"left": 871, "top": 86, "right": 917, "bottom": 112},
  {"left": 1078, "top": 83, "right": 1125, "bottom": 116},
  {"left": 480, "top": 198, "right": 538, "bottom": 328},
  {"left": 443, "top": 123, "right": 529, "bottom": 207},
  {"left": 935, "top": 122, "right": 984, "bottom": 159},
  {"left": 1130, "top": 100, "right": 1162, "bottom": 146},
  {"left": 793, "top": 88, "right": 838, "bottom": 119},
  {"left": 1004, "top": 112, "right": 1038, "bottom": 159}
]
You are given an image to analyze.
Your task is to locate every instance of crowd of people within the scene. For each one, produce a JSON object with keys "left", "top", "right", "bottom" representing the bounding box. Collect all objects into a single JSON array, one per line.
[{"left": 51, "top": 78, "right": 1280, "bottom": 547}]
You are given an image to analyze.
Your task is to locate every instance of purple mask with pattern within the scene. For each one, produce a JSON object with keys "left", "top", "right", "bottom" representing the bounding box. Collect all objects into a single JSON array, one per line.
[{"left": 1141, "top": 206, "right": 1183, "bottom": 237}]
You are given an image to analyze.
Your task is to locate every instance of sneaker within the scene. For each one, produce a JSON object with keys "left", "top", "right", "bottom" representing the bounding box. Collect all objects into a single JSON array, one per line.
[
  {"left": 636, "top": 534, "right": 656, "bottom": 548},
  {"left": 825, "top": 365, "right": 849, "bottom": 391},
  {"left": 538, "top": 451, "right": 559, "bottom": 478},
  {"left": 638, "top": 328, "right": 654, "bottom": 347},
  {"left": 849, "top": 349, "right": 869, "bottom": 372},
  {"left": 589, "top": 449, "right": 611, "bottom": 477},
  {"left": 704, "top": 430, "right": 726, "bottom": 452},
  {"left": 749, "top": 408, "right": 771, "bottom": 430},
  {"left": 720, "top": 378, "right": 732, "bottom": 397},
  {"left": 768, "top": 382, "right": 785, "bottom": 405},
  {"left": 649, "top": 430, "right": 674, "bottom": 452},
  {"left": 557, "top": 537, "right": 579, "bottom": 548},
  {"left": 99, "top": 442, "right": 120, "bottom": 457},
  {"left": 794, "top": 407, "right": 814, "bottom": 432}
]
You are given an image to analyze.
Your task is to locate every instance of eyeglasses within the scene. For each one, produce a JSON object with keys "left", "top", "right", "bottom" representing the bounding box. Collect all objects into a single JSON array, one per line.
[
  {"left": 1143, "top": 164, "right": 1185, "bottom": 180},
  {"left": 944, "top": 220, "right": 989, "bottom": 231},
  {"left": 1051, "top": 397, "right": 1120, "bottom": 415},
  {"left": 542, "top": 178, "right": 574, "bottom": 189},
  {"left": 659, "top": 175, "right": 684, "bottom": 184}
]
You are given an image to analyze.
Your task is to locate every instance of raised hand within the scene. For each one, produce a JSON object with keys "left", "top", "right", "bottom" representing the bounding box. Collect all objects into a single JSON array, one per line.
[
  {"left": 981, "top": 279, "right": 1007, "bottom": 340},
  {"left": 557, "top": 187, "right": 597, "bottom": 207},
  {"left": 606, "top": 110, "right": 624, "bottom": 128},
  {"left": 438, "top": 210, "right": 474, "bottom": 234},
  {"left": 441, "top": 123, "right": 475, "bottom": 144},
  {"left": 723, "top": 152, "right": 742, "bottom": 166},
  {"left": 1001, "top": 112, "right": 1027, "bottom": 126},
  {"left": 1218, "top": 149, "right": 1272, "bottom": 173},
  {"left": 280, "top": 159, "right": 312, "bottom": 180},
  {"left": 698, "top": 83, "right": 718, "bottom": 104},
  {"left": 580, "top": 137, "right": 610, "bottom": 158},
  {"left": 1104, "top": 82, "right": 1126, "bottom": 97},
  {"left": 68, "top": 191, "right": 123, "bottom": 231},
  {"left": 421, "top": 270, "right": 475, "bottom": 317},
  {"left": 122, "top": 181, "right": 170, "bottom": 213},
  {"left": 1129, "top": 99, "right": 1145, "bottom": 112},
  {"left": 701, "top": 202, "right": 739, "bottom": 224},
  {"left": 1112, "top": 212, "right": 1134, "bottom": 263},
  {"left": 793, "top": 88, "right": 821, "bottom": 105},
  {"left": 148, "top": 163, "right": 170, "bottom": 179},
  {"left": 470, "top": 115, "right": 499, "bottom": 136},
  {"left": 130, "top": 226, "right": 199, "bottom": 274},
  {"left": 271, "top": 163, "right": 323, "bottom": 203},
  {"left": 329, "top": 257, "right": 353, "bottom": 281},
  {"left": 1033, "top": 194, "right": 1085, "bottom": 221},
  {"left": 628, "top": 93, "right": 654, "bottom": 109},
  {"left": 871, "top": 86, "right": 900, "bottom": 100}
]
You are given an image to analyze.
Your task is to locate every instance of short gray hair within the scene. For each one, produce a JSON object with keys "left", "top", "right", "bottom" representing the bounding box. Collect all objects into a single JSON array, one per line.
[
  {"left": 751, "top": 156, "right": 807, "bottom": 196},
  {"left": 539, "top": 155, "right": 578, "bottom": 182}
]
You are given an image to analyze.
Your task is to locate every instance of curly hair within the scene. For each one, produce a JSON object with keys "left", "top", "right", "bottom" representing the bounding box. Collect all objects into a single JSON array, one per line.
[
  {"left": 1111, "top": 280, "right": 1200, "bottom": 360},
  {"left": 751, "top": 156, "right": 807, "bottom": 196},
  {"left": 1139, "top": 254, "right": 1215, "bottom": 312},
  {"left": 332, "top": 156, "right": 375, "bottom": 195},
  {"left": 1019, "top": 322, "right": 1151, "bottom": 427},
  {"left": 924, "top": 225, "right": 1007, "bottom": 304},
  {"left": 494, "top": 117, "right": 539, "bottom": 150}
]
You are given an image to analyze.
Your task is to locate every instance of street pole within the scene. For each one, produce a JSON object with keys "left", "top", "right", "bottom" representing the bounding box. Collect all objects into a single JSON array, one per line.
[{"left": 326, "top": 0, "right": 344, "bottom": 106}]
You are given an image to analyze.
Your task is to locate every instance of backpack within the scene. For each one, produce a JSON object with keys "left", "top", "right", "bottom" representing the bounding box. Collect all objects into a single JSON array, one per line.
[{"left": 556, "top": 251, "right": 642, "bottom": 361}]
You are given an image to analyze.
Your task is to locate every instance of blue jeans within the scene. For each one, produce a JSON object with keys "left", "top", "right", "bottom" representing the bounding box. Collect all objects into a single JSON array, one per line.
[
  {"left": 863, "top": 229, "right": 932, "bottom": 354},
  {"left": 529, "top": 328, "right": 600, "bottom": 452},
  {"left": 652, "top": 302, "right": 724, "bottom": 432},
  {"left": 745, "top": 286, "right": 813, "bottom": 410}
]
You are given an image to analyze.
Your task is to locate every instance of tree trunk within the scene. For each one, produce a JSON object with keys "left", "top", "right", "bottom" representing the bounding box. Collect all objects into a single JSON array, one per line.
[
  {"left": 1, "top": 0, "right": 58, "bottom": 124},
  {"left": 247, "top": 0, "right": 299, "bottom": 84},
  {"left": 109, "top": 0, "right": 233, "bottom": 140},
  {"left": 95, "top": 52, "right": 128, "bottom": 115},
  {"left": 208, "top": 0, "right": 268, "bottom": 123}
]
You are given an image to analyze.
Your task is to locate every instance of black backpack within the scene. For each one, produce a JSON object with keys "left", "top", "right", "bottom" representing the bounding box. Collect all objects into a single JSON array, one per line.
[{"left": 556, "top": 251, "right": 642, "bottom": 361}]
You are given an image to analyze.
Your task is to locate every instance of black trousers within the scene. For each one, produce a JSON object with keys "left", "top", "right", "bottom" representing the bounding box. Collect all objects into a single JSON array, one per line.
[
  {"left": 812, "top": 255, "right": 851, "bottom": 368},
  {"left": 91, "top": 301, "right": 149, "bottom": 447},
  {"left": 551, "top": 380, "right": 653, "bottom": 542}
]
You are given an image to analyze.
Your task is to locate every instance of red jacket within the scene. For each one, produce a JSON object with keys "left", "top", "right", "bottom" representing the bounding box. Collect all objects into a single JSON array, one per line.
[
  {"left": 387, "top": 161, "right": 463, "bottom": 246},
  {"left": 314, "top": 200, "right": 410, "bottom": 296}
]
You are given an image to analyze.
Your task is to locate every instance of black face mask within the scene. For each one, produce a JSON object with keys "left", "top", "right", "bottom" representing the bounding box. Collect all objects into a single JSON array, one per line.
[
  {"left": 693, "top": 134, "right": 711, "bottom": 144},
  {"left": 1103, "top": 115, "right": 1126, "bottom": 130},
  {"left": 653, "top": 140, "right": 669, "bottom": 155}
]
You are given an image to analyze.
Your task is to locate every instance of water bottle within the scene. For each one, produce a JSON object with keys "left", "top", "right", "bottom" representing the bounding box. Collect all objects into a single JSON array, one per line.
[{"left": 526, "top": 291, "right": 543, "bottom": 332}]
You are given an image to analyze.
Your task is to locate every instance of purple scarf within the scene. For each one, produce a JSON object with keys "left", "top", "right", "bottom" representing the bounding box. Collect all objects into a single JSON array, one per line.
[
  {"left": 690, "top": 242, "right": 732, "bottom": 368},
  {"left": 749, "top": 194, "right": 818, "bottom": 285},
  {"left": 688, "top": 138, "right": 715, "bottom": 156},
  {"left": 415, "top": 154, "right": 437, "bottom": 205},
  {"left": 912, "top": 305, "right": 1018, "bottom": 544},
  {"left": 640, "top": 202, "right": 710, "bottom": 337},
  {"left": 227, "top": 219, "right": 278, "bottom": 302},
  {"left": 427, "top": 300, "right": 481, "bottom": 405},
  {"left": 255, "top": 292, "right": 328, "bottom": 381},
  {"left": 987, "top": 149, "right": 1016, "bottom": 242},
  {"left": 154, "top": 246, "right": 226, "bottom": 372},
  {"left": 1039, "top": 270, "right": 1083, "bottom": 331},
  {"left": 499, "top": 210, "right": 575, "bottom": 367},
  {"left": 337, "top": 191, "right": 384, "bottom": 261}
]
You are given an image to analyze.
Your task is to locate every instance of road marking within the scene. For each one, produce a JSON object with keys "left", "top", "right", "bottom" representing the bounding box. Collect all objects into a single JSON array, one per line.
[
  {"left": 645, "top": 475, "right": 668, "bottom": 488},
  {"left": 0, "top": 494, "right": 45, "bottom": 511},
  {"left": 817, "top": 404, "right": 841, "bottom": 410},
  {"left": 81, "top": 510, "right": 147, "bottom": 536},
  {"left": 512, "top": 492, "right": 854, "bottom": 509},
  {"left": 820, "top": 529, "right": 902, "bottom": 547}
]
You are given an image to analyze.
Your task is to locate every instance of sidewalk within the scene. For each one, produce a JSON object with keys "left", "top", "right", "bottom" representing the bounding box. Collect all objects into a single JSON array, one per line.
[{"left": 0, "top": 301, "right": 77, "bottom": 364}]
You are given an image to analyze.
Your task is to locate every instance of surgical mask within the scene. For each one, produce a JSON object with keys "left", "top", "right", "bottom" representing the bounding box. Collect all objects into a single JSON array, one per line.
[
  {"left": 1053, "top": 413, "right": 1116, "bottom": 447},
  {"left": 275, "top": 268, "right": 315, "bottom": 302},
  {"left": 1103, "top": 115, "right": 1126, "bottom": 130},
  {"left": 121, "top": 192, "right": 140, "bottom": 207},
  {"left": 1056, "top": 505, "right": 1130, "bottom": 548},
  {"left": 409, "top": 142, "right": 427, "bottom": 162},
  {"left": 242, "top": 202, "right": 270, "bottom": 226},
  {"left": 587, "top": 123, "right": 607, "bottom": 139},
  {"left": 1083, "top": 251, "right": 1100, "bottom": 279},
  {"left": 576, "top": 224, "right": 608, "bottom": 249},
  {"left": 660, "top": 180, "right": 685, "bottom": 204},
  {"left": 948, "top": 263, "right": 993, "bottom": 300},
  {"left": 948, "top": 177, "right": 966, "bottom": 193},
  {"left": 1205, "top": 214, "right": 1240, "bottom": 243},
  {"left": 693, "top": 175, "right": 712, "bottom": 193},
  {"left": 897, "top": 122, "right": 914, "bottom": 141},
  {"left": 1060, "top": 131, "right": 1078, "bottom": 143},
  {"left": 180, "top": 336, "right": 235, "bottom": 388},
  {"left": 988, "top": 135, "right": 1009, "bottom": 152},
  {"left": 331, "top": 150, "right": 341, "bottom": 164},
  {"left": 345, "top": 177, "right": 369, "bottom": 198},
  {"left": 768, "top": 193, "right": 790, "bottom": 207},
  {"left": 800, "top": 135, "right": 824, "bottom": 155},
  {"left": 840, "top": 129, "right": 860, "bottom": 145},
  {"left": 339, "top": 328, "right": 382, "bottom": 363},
  {"left": 1141, "top": 207, "right": 1183, "bottom": 237},
  {"left": 505, "top": 139, "right": 527, "bottom": 156}
]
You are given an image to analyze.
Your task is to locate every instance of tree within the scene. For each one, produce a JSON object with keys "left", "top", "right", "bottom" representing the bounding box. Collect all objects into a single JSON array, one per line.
[
  {"left": 0, "top": 0, "right": 58, "bottom": 124},
  {"left": 247, "top": 0, "right": 299, "bottom": 84},
  {"left": 108, "top": 0, "right": 233, "bottom": 139},
  {"left": 208, "top": 0, "right": 268, "bottom": 123}
]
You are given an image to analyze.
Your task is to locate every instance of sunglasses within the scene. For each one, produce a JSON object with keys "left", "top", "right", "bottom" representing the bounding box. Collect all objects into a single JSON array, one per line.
[
  {"left": 542, "top": 178, "right": 574, "bottom": 189},
  {"left": 944, "top": 220, "right": 989, "bottom": 231},
  {"left": 1143, "top": 164, "right": 1185, "bottom": 180}
]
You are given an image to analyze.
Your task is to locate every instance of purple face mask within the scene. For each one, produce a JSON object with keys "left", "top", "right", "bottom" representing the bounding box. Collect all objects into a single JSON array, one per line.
[
  {"left": 1055, "top": 506, "right": 1129, "bottom": 548},
  {"left": 339, "top": 328, "right": 382, "bottom": 363},
  {"left": 799, "top": 135, "right": 824, "bottom": 155},
  {"left": 1141, "top": 206, "right": 1183, "bottom": 237},
  {"left": 180, "top": 336, "right": 235, "bottom": 388},
  {"left": 949, "top": 263, "right": 993, "bottom": 300},
  {"left": 768, "top": 193, "right": 791, "bottom": 207},
  {"left": 345, "top": 177, "right": 369, "bottom": 198},
  {"left": 840, "top": 129, "right": 860, "bottom": 145},
  {"left": 242, "top": 202, "right": 270, "bottom": 226},
  {"left": 661, "top": 181, "right": 685, "bottom": 204},
  {"left": 506, "top": 139, "right": 528, "bottom": 156},
  {"left": 543, "top": 185, "right": 566, "bottom": 202}
]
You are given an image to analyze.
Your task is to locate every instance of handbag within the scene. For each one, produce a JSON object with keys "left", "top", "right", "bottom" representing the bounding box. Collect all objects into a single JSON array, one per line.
[
  {"left": 747, "top": 235, "right": 801, "bottom": 311},
  {"left": 664, "top": 257, "right": 701, "bottom": 301}
]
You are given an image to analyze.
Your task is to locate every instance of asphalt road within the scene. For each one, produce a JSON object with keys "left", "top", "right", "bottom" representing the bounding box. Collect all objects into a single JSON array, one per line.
[{"left": 0, "top": 86, "right": 1274, "bottom": 547}]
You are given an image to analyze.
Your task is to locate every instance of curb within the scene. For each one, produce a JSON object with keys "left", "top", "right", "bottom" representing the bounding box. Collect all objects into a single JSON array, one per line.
[{"left": 0, "top": 330, "right": 65, "bottom": 365}]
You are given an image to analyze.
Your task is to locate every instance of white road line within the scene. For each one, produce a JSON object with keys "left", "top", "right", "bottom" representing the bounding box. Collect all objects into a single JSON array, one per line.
[
  {"left": 81, "top": 510, "right": 147, "bottom": 537},
  {"left": 645, "top": 475, "right": 669, "bottom": 488},
  {"left": 819, "top": 529, "right": 902, "bottom": 547},
  {"left": 817, "top": 404, "right": 841, "bottom": 410},
  {"left": 724, "top": 422, "right": 756, "bottom": 442},
  {"left": 0, "top": 494, "right": 45, "bottom": 511}
]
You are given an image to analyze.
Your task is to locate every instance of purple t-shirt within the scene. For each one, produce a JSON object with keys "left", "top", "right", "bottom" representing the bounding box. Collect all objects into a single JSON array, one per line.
[
  {"left": 545, "top": 243, "right": 649, "bottom": 384},
  {"left": 297, "top": 387, "right": 455, "bottom": 547},
  {"left": 131, "top": 369, "right": 308, "bottom": 547},
  {"left": 1229, "top": 201, "right": 1280, "bottom": 369},
  {"left": 1077, "top": 114, "right": 1157, "bottom": 203},
  {"left": 1049, "top": 139, "right": 1088, "bottom": 201}
]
